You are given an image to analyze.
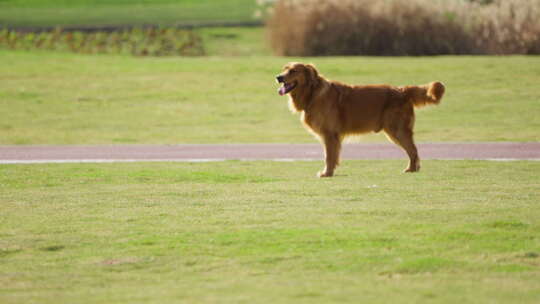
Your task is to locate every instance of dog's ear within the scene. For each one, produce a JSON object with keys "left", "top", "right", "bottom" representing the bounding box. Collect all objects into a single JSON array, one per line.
[
  {"left": 305, "top": 63, "right": 320, "bottom": 86},
  {"left": 283, "top": 62, "right": 294, "bottom": 70}
]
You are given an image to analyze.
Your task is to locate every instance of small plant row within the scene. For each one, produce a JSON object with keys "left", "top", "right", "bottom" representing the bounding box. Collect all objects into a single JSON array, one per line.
[{"left": 0, "top": 27, "right": 205, "bottom": 56}]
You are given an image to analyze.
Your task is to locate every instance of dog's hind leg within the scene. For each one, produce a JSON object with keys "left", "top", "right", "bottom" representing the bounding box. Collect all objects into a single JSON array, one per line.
[
  {"left": 318, "top": 132, "right": 342, "bottom": 177},
  {"left": 386, "top": 129, "right": 420, "bottom": 173},
  {"left": 383, "top": 110, "right": 420, "bottom": 173}
]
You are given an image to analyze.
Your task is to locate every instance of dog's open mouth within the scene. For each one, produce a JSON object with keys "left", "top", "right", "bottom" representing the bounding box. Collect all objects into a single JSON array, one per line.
[{"left": 278, "top": 82, "right": 297, "bottom": 96}]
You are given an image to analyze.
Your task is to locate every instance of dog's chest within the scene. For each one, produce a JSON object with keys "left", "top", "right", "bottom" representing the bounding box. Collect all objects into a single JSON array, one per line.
[{"left": 301, "top": 111, "right": 323, "bottom": 134}]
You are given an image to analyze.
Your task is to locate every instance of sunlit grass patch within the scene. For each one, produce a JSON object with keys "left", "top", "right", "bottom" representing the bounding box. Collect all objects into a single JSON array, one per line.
[
  {"left": 1, "top": 160, "right": 539, "bottom": 303},
  {"left": 1, "top": 52, "right": 539, "bottom": 144}
]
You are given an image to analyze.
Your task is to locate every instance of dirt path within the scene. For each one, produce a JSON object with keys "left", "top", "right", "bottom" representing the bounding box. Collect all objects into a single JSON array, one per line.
[{"left": 0, "top": 143, "right": 539, "bottom": 164}]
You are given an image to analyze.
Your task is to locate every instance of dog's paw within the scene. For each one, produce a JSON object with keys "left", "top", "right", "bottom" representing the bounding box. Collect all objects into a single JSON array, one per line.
[
  {"left": 403, "top": 166, "right": 420, "bottom": 173},
  {"left": 317, "top": 171, "right": 334, "bottom": 178}
]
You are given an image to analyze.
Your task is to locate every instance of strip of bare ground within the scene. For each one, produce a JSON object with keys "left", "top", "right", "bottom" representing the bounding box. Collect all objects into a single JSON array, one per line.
[{"left": 0, "top": 143, "right": 539, "bottom": 164}]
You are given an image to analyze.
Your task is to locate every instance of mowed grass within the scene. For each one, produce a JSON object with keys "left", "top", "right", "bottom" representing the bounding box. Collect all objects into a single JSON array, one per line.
[
  {"left": 1, "top": 160, "right": 539, "bottom": 303},
  {"left": 196, "top": 27, "right": 272, "bottom": 56},
  {"left": 0, "top": 0, "right": 258, "bottom": 27},
  {"left": 1, "top": 50, "right": 539, "bottom": 144}
]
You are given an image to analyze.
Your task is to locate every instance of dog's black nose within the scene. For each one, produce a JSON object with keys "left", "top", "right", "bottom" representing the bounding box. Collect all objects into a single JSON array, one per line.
[{"left": 276, "top": 75, "right": 284, "bottom": 83}]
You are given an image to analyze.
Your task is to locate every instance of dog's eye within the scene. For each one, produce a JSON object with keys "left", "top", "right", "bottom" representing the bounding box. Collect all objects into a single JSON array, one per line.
[{"left": 289, "top": 70, "right": 296, "bottom": 74}]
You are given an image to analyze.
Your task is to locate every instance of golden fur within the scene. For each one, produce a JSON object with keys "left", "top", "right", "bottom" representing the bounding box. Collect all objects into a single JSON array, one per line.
[{"left": 276, "top": 62, "right": 445, "bottom": 177}]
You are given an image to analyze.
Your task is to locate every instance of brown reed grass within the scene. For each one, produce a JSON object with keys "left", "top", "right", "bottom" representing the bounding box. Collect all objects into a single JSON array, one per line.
[{"left": 267, "top": 0, "right": 540, "bottom": 56}]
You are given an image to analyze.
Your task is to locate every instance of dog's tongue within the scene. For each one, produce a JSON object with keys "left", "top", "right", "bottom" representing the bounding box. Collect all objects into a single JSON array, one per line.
[{"left": 278, "top": 86, "right": 287, "bottom": 96}]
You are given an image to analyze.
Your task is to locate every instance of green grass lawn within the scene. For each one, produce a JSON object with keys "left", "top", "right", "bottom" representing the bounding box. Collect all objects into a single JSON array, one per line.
[
  {"left": 197, "top": 27, "right": 272, "bottom": 56},
  {"left": 1, "top": 50, "right": 539, "bottom": 144},
  {"left": 1, "top": 160, "right": 539, "bottom": 303},
  {"left": 0, "top": 0, "right": 259, "bottom": 27}
]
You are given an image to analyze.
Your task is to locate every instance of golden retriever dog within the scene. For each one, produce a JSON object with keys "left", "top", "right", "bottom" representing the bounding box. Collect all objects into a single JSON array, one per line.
[{"left": 276, "top": 62, "right": 445, "bottom": 177}]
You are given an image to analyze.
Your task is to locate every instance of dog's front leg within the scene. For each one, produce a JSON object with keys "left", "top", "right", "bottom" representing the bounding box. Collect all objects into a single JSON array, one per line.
[{"left": 318, "top": 133, "right": 341, "bottom": 178}]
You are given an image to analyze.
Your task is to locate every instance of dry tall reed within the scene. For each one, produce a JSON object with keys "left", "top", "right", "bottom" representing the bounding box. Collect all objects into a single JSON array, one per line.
[{"left": 267, "top": 0, "right": 540, "bottom": 56}]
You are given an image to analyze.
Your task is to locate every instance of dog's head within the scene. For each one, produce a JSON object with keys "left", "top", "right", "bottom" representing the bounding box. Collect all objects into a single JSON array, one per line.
[{"left": 276, "top": 62, "right": 319, "bottom": 96}]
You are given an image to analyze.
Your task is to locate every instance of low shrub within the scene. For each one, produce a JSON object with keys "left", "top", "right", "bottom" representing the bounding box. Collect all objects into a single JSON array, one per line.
[
  {"left": 472, "top": 0, "right": 540, "bottom": 54},
  {"left": 0, "top": 27, "right": 205, "bottom": 56},
  {"left": 266, "top": 0, "right": 540, "bottom": 56}
]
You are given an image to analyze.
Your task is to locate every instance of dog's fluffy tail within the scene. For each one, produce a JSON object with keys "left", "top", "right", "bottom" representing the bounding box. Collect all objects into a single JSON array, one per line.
[{"left": 402, "top": 81, "right": 445, "bottom": 108}]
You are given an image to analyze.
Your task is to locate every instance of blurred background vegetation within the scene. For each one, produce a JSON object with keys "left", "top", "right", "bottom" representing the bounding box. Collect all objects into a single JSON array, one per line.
[
  {"left": 0, "top": 0, "right": 264, "bottom": 56},
  {"left": 1, "top": 0, "right": 539, "bottom": 56},
  {"left": 268, "top": 0, "right": 540, "bottom": 56},
  {"left": 1, "top": 0, "right": 539, "bottom": 145}
]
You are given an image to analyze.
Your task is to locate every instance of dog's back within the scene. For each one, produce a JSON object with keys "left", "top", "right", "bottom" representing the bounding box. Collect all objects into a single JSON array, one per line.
[{"left": 311, "top": 82, "right": 402, "bottom": 135}]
